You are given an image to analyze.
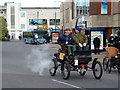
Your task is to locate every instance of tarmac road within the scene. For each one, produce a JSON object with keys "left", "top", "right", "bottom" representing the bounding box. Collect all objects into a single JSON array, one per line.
[{"left": 2, "top": 41, "right": 119, "bottom": 89}]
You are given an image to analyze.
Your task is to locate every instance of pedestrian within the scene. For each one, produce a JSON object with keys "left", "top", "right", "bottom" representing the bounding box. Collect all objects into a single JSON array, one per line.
[
  {"left": 72, "top": 27, "right": 88, "bottom": 51},
  {"left": 12, "top": 35, "right": 13, "bottom": 40},
  {"left": 8, "top": 35, "right": 10, "bottom": 40},
  {"left": 116, "top": 35, "right": 120, "bottom": 50},
  {"left": 93, "top": 36, "right": 100, "bottom": 55},
  {"left": 19, "top": 36, "right": 20, "bottom": 40},
  {"left": 46, "top": 35, "right": 50, "bottom": 43},
  {"left": 57, "top": 28, "right": 76, "bottom": 55}
]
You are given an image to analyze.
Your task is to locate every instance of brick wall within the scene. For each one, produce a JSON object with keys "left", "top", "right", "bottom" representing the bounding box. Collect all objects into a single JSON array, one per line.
[
  {"left": 113, "top": 1, "right": 120, "bottom": 15},
  {"left": 105, "top": 28, "right": 112, "bottom": 40},
  {"left": 89, "top": 1, "right": 111, "bottom": 15}
]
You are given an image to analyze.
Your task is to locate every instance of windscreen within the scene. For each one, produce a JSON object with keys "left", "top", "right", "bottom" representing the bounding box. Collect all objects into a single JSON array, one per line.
[
  {"left": 23, "top": 32, "right": 33, "bottom": 38},
  {"left": 34, "top": 31, "right": 47, "bottom": 39}
]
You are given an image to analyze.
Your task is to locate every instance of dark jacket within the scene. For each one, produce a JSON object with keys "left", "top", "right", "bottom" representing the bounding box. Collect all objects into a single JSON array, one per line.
[
  {"left": 108, "top": 36, "right": 115, "bottom": 44},
  {"left": 57, "top": 33, "right": 75, "bottom": 45},
  {"left": 116, "top": 37, "right": 120, "bottom": 49},
  {"left": 93, "top": 37, "right": 100, "bottom": 47}
]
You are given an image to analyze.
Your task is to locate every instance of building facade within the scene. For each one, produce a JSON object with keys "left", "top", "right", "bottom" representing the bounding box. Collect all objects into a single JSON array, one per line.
[
  {"left": 60, "top": 0, "right": 120, "bottom": 40},
  {"left": 60, "top": 0, "right": 89, "bottom": 30},
  {"left": 0, "top": 2, "right": 60, "bottom": 40},
  {"left": 85, "top": 0, "right": 120, "bottom": 39}
]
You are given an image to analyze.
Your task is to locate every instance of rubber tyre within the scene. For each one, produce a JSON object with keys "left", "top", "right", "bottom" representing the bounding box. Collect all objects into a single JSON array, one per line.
[
  {"left": 118, "top": 68, "right": 120, "bottom": 73},
  {"left": 49, "top": 59, "right": 58, "bottom": 76},
  {"left": 93, "top": 61, "right": 103, "bottom": 79},
  {"left": 61, "top": 61, "right": 70, "bottom": 80},
  {"left": 107, "top": 59, "right": 112, "bottom": 74},
  {"left": 117, "top": 64, "right": 120, "bottom": 73},
  {"left": 103, "top": 57, "right": 108, "bottom": 71},
  {"left": 79, "top": 70, "right": 86, "bottom": 76}
]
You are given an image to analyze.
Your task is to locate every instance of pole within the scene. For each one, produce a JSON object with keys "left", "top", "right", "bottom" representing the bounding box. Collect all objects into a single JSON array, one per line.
[
  {"left": 37, "top": 11, "right": 39, "bottom": 29},
  {"left": 55, "top": 12, "right": 56, "bottom": 31},
  {"left": 0, "top": 17, "right": 2, "bottom": 40}
]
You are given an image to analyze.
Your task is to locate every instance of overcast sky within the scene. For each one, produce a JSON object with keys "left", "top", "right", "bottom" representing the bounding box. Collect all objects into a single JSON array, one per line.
[{"left": 0, "top": 0, "right": 65, "bottom": 7}]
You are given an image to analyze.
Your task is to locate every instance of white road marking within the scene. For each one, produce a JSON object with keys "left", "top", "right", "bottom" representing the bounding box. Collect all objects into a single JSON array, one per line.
[{"left": 52, "top": 79, "right": 82, "bottom": 89}]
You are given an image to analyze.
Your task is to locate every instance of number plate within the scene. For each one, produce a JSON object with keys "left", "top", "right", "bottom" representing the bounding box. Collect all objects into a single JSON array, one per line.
[{"left": 60, "top": 53, "right": 65, "bottom": 60}]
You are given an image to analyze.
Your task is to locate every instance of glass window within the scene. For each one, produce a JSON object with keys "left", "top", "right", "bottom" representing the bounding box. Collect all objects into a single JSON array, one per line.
[
  {"left": 83, "top": 7, "right": 87, "bottom": 16},
  {"left": 21, "top": 13, "right": 25, "bottom": 17},
  {"left": 50, "top": 19, "right": 60, "bottom": 25},
  {"left": 21, "top": 24, "right": 25, "bottom": 29},
  {"left": 80, "top": 10, "right": 82, "bottom": 15},
  {"left": 34, "top": 34, "right": 38, "bottom": 39},
  {"left": 10, "top": 6, "right": 15, "bottom": 28},
  {"left": 43, "top": 19, "right": 47, "bottom": 25}
]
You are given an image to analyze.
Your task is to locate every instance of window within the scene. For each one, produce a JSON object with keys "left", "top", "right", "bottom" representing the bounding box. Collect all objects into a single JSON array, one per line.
[
  {"left": 21, "top": 13, "right": 25, "bottom": 18},
  {"left": 21, "top": 24, "right": 25, "bottom": 29},
  {"left": 80, "top": 10, "right": 82, "bottom": 15},
  {"left": 83, "top": 7, "right": 87, "bottom": 16},
  {"left": 43, "top": 19, "right": 47, "bottom": 25},
  {"left": 50, "top": 19, "right": 60, "bottom": 25},
  {"left": 76, "top": 9, "right": 79, "bottom": 16},
  {"left": 10, "top": 6, "right": 15, "bottom": 28}
]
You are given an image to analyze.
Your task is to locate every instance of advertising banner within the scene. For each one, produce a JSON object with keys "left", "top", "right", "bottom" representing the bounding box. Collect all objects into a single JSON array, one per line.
[
  {"left": 29, "top": 19, "right": 47, "bottom": 25},
  {"left": 52, "top": 33, "right": 59, "bottom": 43},
  {"left": 101, "top": 0, "right": 108, "bottom": 14},
  {"left": 91, "top": 31, "right": 104, "bottom": 50}
]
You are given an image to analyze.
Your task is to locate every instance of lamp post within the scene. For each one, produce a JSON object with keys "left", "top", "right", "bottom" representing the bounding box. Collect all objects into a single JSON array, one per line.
[
  {"left": 37, "top": 11, "right": 39, "bottom": 28},
  {"left": 55, "top": 12, "right": 56, "bottom": 31}
]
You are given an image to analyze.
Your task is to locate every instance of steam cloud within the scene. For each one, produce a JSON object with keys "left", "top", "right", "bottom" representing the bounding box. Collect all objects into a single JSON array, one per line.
[{"left": 26, "top": 44, "right": 53, "bottom": 76}]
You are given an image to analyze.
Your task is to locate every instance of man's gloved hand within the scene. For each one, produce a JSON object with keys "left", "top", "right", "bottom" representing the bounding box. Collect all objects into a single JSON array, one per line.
[
  {"left": 79, "top": 43, "right": 83, "bottom": 47},
  {"left": 83, "top": 43, "right": 87, "bottom": 46},
  {"left": 66, "top": 41, "right": 68, "bottom": 44}
]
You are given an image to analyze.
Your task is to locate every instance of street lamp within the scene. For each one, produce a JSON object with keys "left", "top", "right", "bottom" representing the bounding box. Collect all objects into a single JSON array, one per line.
[
  {"left": 37, "top": 11, "right": 39, "bottom": 28},
  {"left": 55, "top": 12, "right": 56, "bottom": 31}
]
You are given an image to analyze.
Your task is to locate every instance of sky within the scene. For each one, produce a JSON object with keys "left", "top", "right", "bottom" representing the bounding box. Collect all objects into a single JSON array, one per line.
[{"left": 0, "top": 0, "right": 65, "bottom": 7}]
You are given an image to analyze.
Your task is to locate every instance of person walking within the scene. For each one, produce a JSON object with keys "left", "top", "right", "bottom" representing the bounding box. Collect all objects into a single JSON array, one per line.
[
  {"left": 46, "top": 35, "right": 50, "bottom": 43},
  {"left": 93, "top": 36, "right": 101, "bottom": 55},
  {"left": 73, "top": 27, "right": 88, "bottom": 51},
  {"left": 12, "top": 35, "right": 14, "bottom": 40}
]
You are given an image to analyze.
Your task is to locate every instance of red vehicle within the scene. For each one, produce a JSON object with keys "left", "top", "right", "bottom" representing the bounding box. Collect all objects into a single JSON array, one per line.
[{"left": 49, "top": 45, "right": 103, "bottom": 80}]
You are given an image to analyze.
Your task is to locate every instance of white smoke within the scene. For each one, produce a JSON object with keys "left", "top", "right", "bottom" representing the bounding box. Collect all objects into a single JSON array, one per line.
[{"left": 26, "top": 44, "right": 53, "bottom": 76}]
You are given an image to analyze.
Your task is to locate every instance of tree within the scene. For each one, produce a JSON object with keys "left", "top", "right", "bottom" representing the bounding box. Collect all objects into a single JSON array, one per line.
[{"left": 0, "top": 16, "right": 8, "bottom": 41}]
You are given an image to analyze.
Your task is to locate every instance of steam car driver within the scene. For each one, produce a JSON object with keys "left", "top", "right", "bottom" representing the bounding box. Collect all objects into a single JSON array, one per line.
[{"left": 57, "top": 28, "right": 75, "bottom": 55}]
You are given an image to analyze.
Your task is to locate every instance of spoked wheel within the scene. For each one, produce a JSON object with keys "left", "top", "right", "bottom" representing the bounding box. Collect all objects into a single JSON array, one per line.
[
  {"left": 79, "top": 68, "right": 86, "bottom": 76},
  {"left": 117, "top": 66, "right": 120, "bottom": 73},
  {"left": 93, "top": 61, "right": 103, "bottom": 79},
  {"left": 107, "top": 59, "right": 112, "bottom": 74},
  {"left": 49, "top": 59, "right": 58, "bottom": 76},
  {"left": 103, "top": 57, "right": 108, "bottom": 71},
  {"left": 118, "top": 63, "right": 120, "bottom": 73},
  {"left": 61, "top": 61, "right": 70, "bottom": 80}
]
